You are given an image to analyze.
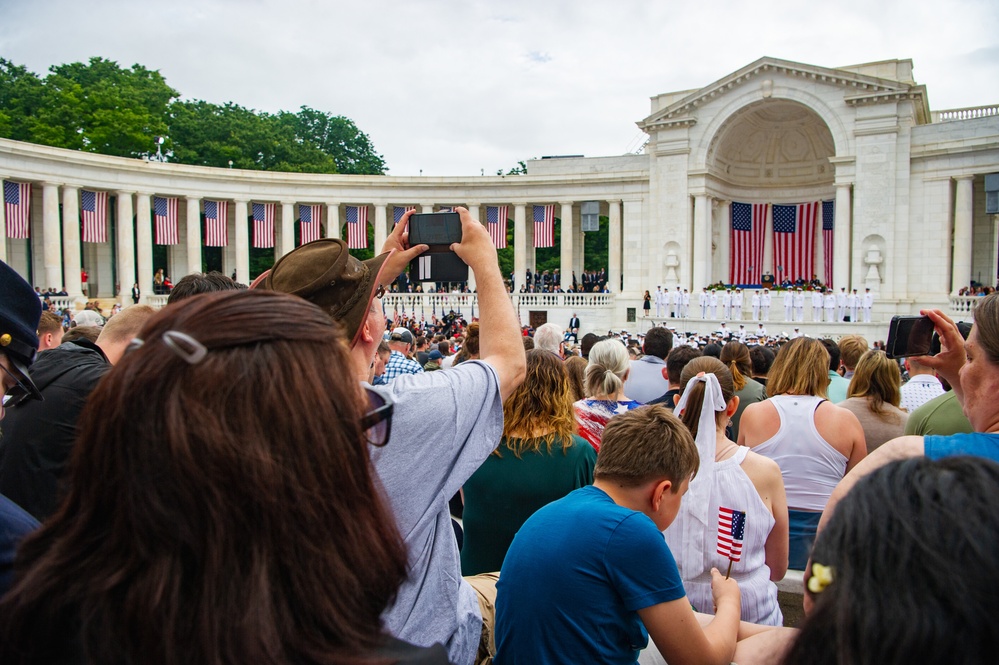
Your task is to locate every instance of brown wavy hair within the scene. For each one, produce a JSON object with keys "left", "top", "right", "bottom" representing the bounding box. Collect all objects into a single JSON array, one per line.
[
  {"left": 847, "top": 349, "right": 902, "bottom": 416},
  {"left": 719, "top": 341, "right": 752, "bottom": 391},
  {"left": 0, "top": 290, "right": 407, "bottom": 665},
  {"left": 500, "top": 349, "right": 578, "bottom": 457}
]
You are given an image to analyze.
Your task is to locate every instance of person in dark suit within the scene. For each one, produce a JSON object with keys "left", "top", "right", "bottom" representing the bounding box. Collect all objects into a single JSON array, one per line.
[
  {"left": 131, "top": 283, "right": 141, "bottom": 304},
  {"left": 567, "top": 314, "right": 580, "bottom": 343}
]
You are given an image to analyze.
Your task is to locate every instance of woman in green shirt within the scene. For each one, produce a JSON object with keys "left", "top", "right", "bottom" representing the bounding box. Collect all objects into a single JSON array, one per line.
[{"left": 461, "top": 349, "right": 596, "bottom": 575}]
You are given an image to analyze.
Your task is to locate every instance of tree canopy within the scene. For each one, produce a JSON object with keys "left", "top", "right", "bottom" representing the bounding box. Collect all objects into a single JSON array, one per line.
[{"left": 0, "top": 56, "right": 386, "bottom": 175}]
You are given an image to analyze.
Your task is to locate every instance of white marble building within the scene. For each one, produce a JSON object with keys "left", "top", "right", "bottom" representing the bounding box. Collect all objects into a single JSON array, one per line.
[{"left": 1, "top": 57, "right": 997, "bottom": 337}]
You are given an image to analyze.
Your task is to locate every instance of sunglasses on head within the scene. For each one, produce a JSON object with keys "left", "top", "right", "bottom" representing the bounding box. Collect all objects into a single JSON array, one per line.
[{"left": 360, "top": 387, "right": 393, "bottom": 447}]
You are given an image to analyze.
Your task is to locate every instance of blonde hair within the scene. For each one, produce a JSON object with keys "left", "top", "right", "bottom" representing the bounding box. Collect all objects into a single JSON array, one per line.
[
  {"left": 838, "top": 335, "right": 869, "bottom": 371},
  {"left": 847, "top": 349, "right": 902, "bottom": 416},
  {"left": 96, "top": 305, "right": 156, "bottom": 345},
  {"left": 678, "top": 356, "right": 735, "bottom": 439},
  {"left": 767, "top": 337, "right": 830, "bottom": 398},
  {"left": 584, "top": 339, "right": 630, "bottom": 398},
  {"left": 564, "top": 355, "right": 588, "bottom": 402},
  {"left": 501, "top": 349, "right": 577, "bottom": 457},
  {"left": 595, "top": 405, "right": 699, "bottom": 489},
  {"left": 719, "top": 341, "right": 752, "bottom": 391}
]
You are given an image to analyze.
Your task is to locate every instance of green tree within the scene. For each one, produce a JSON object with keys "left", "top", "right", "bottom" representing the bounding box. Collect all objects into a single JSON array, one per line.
[
  {"left": 284, "top": 106, "right": 386, "bottom": 175},
  {"left": 496, "top": 160, "right": 528, "bottom": 176},
  {"left": 0, "top": 59, "right": 45, "bottom": 141}
]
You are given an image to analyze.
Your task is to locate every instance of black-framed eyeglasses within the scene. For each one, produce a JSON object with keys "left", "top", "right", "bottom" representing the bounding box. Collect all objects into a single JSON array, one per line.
[
  {"left": 0, "top": 363, "right": 30, "bottom": 409},
  {"left": 374, "top": 284, "right": 386, "bottom": 300},
  {"left": 360, "top": 386, "right": 393, "bottom": 447}
]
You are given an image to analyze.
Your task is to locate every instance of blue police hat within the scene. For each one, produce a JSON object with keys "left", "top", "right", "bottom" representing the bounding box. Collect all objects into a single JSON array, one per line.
[{"left": 0, "top": 260, "right": 44, "bottom": 401}]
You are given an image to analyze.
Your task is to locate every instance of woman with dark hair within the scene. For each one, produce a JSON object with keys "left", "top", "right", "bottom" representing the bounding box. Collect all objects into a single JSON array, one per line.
[
  {"left": 643, "top": 290, "right": 652, "bottom": 317},
  {"left": 461, "top": 349, "right": 596, "bottom": 575},
  {"left": 719, "top": 341, "right": 765, "bottom": 441},
  {"left": 739, "top": 336, "right": 866, "bottom": 569},
  {"left": 0, "top": 290, "right": 448, "bottom": 665},
  {"left": 783, "top": 456, "right": 999, "bottom": 665},
  {"left": 666, "top": 356, "right": 788, "bottom": 625},
  {"left": 840, "top": 349, "right": 908, "bottom": 452}
]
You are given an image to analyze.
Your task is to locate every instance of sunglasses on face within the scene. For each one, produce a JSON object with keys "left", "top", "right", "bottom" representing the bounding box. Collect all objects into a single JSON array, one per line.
[
  {"left": 360, "top": 387, "right": 393, "bottom": 447},
  {"left": 1, "top": 363, "right": 31, "bottom": 409}
]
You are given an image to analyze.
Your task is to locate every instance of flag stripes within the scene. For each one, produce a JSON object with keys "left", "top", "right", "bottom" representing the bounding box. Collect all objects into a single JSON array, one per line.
[
  {"left": 154, "top": 196, "right": 179, "bottom": 245},
  {"left": 252, "top": 202, "right": 275, "bottom": 248},
  {"left": 486, "top": 205, "right": 508, "bottom": 249},
  {"left": 533, "top": 204, "right": 554, "bottom": 248},
  {"left": 299, "top": 204, "right": 322, "bottom": 245},
  {"left": 204, "top": 200, "right": 228, "bottom": 247},
  {"left": 346, "top": 205, "right": 368, "bottom": 249},
  {"left": 81, "top": 189, "right": 108, "bottom": 243},
  {"left": 3, "top": 180, "right": 30, "bottom": 239},
  {"left": 822, "top": 200, "right": 835, "bottom": 287},
  {"left": 716, "top": 507, "right": 746, "bottom": 562},
  {"left": 393, "top": 206, "right": 416, "bottom": 225},
  {"left": 730, "top": 202, "right": 767, "bottom": 285},
  {"left": 773, "top": 202, "right": 818, "bottom": 285}
]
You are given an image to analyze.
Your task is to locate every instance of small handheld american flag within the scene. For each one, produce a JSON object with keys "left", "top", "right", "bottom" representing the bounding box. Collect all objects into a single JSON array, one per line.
[{"left": 717, "top": 506, "right": 746, "bottom": 578}]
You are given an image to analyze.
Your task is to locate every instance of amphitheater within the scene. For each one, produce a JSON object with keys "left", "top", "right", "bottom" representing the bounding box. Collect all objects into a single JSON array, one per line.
[{"left": 2, "top": 57, "right": 997, "bottom": 340}]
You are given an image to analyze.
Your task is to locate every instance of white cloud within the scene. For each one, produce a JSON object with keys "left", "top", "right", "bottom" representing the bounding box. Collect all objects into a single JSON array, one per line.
[{"left": 1, "top": 0, "right": 996, "bottom": 176}]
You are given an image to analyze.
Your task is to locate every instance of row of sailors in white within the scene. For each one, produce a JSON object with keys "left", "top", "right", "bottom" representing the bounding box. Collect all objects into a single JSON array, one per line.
[
  {"left": 781, "top": 287, "right": 875, "bottom": 323},
  {"left": 652, "top": 287, "right": 692, "bottom": 318},
  {"left": 693, "top": 288, "right": 770, "bottom": 321}
]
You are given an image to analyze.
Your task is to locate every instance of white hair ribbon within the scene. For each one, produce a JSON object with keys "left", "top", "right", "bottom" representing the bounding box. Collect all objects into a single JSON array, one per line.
[{"left": 664, "top": 371, "right": 727, "bottom": 581}]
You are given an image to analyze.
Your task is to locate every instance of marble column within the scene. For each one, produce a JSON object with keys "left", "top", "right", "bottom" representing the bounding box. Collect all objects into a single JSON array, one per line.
[
  {"left": 814, "top": 207, "right": 825, "bottom": 285},
  {"left": 559, "top": 201, "right": 574, "bottom": 290},
  {"left": 952, "top": 176, "right": 975, "bottom": 294},
  {"left": 833, "top": 184, "right": 852, "bottom": 289},
  {"left": 514, "top": 204, "right": 527, "bottom": 288},
  {"left": 691, "top": 195, "right": 709, "bottom": 291},
  {"left": 0, "top": 175, "right": 7, "bottom": 263},
  {"left": 608, "top": 199, "right": 622, "bottom": 293},
  {"left": 326, "top": 202, "right": 340, "bottom": 239},
  {"left": 466, "top": 204, "right": 480, "bottom": 292},
  {"left": 61, "top": 186, "right": 82, "bottom": 298},
  {"left": 374, "top": 204, "right": 388, "bottom": 253},
  {"left": 718, "top": 200, "right": 731, "bottom": 284},
  {"left": 234, "top": 199, "right": 249, "bottom": 286},
  {"left": 421, "top": 204, "right": 433, "bottom": 214},
  {"left": 116, "top": 190, "right": 135, "bottom": 301},
  {"left": 280, "top": 201, "right": 295, "bottom": 257},
  {"left": 186, "top": 196, "right": 202, "bottom": 276},
  {"left": 42, "top": 183, "right": 63, "bottom": 291},
  {"left": 135, "top": 193, "right": 154, "bottom": 301}
]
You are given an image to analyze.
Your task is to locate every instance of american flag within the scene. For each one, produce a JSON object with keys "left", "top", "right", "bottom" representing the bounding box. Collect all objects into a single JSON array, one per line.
[
  {"left": 730, "top": 202, "right": 767, "bottom": 286},
  {"left": 822, "top": 200, "right": 834, "bottom": 287},
  {"left": 252, "top": 202, "right": 275, "bottom": 248},
  {"left": 773, "top": 202, "right": 818, "bottom": 285},
  {"left": 204, "top": 199, "right": 228, "bottom": 247},
  {"left": 3, "top": 180, "right": 30, "bottom": 239},
  {"left": 299, "top": 204, "right": 322, "bottom": 245},
  {"left": 437, "top": 206, "right": 454, "bottom": 213},
  {"left": 716, "top": 507, "right": 746, "bottom": 562},
  {"left": 153, "top": 196, "right": 179, "bottom": 245},
  {"left": 533, "top": 204, "right": 555, "bottom": 248},
  {"left": 393, "top": 206, "right": 415, "bottom": 225},
  {"left": 346, "top": 205, "right": 368, "bottom": 249},
  {"left": 486, "top": 205, "right": 508, "bottom": 249},
  {"left": 81, "top": 189, "right": 109, "bottom": 243}
]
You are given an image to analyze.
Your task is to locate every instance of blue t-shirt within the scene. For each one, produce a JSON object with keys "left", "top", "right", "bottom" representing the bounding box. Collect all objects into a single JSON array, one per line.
[
  {"left": 924, "top": 432, "right": 999, "bottom": 462},
  {"left": 494, "top": 485, "right": 686, "bottom": 665},
  {"left": 0, "top": 493, "right": 40, "bottom": 595}
]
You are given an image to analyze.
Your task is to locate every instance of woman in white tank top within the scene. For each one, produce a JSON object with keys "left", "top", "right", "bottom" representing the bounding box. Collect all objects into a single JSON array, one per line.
[
  {"left": 663, "top": 356, "right": 789, "bottom": 625},
  {"left": 739, "top": 337, "right": 866, "bottom": 569}
]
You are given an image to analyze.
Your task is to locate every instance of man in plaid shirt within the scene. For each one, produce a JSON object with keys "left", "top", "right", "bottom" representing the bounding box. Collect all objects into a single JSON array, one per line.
[{"left": 382, "top": 327, "right": 424, "bottom": 383}]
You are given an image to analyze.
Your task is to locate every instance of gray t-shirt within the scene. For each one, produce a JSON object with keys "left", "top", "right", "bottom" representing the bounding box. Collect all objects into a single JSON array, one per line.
[{"left": 368, "top": 360, "right": 503, "bottom": 665}]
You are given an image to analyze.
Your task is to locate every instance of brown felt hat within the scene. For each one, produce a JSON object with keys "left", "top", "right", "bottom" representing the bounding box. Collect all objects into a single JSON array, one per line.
[{"left": 252, "top": 239, "right": 392, "bottom": 347}]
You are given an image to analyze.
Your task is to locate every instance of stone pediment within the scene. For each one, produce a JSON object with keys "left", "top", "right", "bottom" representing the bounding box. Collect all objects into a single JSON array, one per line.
[{"left": 638, "top": 57, "right": 929, "bottom": 131}]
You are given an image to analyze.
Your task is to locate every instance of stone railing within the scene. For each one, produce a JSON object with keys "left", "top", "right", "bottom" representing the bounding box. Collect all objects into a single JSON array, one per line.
[
  {"left": 39, "top": 296, "right": 74, "bottom": 310},
  {"left": 381, "top": 292, "right": 614, "bottom": 318},
  {"left": 145, "top": 295, "right": 170, "bottom": 309},
  {"left": 932, "top": 105, "right": 999, "bottom": 123},
  {"left": 949, "top": 295, "right": 984, "bottom": 315}
]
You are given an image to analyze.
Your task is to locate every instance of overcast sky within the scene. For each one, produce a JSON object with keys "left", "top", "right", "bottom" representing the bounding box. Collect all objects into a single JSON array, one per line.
[{"left": 2, "top": 0, "right": 997, "bottom": 176}]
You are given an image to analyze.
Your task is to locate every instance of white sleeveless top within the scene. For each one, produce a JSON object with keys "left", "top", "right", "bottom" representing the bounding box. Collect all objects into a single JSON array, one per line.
[
  {"left": 663, "top": 446, "right": 781, "bottom": 625},
  {"left": 752, "top": 394, "right": 848, "bottom": 512}
]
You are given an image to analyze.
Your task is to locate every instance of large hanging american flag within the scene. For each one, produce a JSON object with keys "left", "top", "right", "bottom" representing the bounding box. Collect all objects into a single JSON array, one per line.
[
  {"left": 716, "top": 506, "right": 746, "bottom": 562},
  {"left": 153, "top": 196, "right": 179, "bottom": 245},
  {"left": 81, "top": 189, "right": 109, "bottom": 244},
  {"left": 533, "top": 204, "right": 555, "bottom": 248},
  {"left": 252, "top": 202, "right": 275, "bottom": 248},
  {"left": 486, "top": 205, "right": 509, "bottom": 249},
  {"left": 299, "top": 204, "right": 322, "bottom": 245},
  {"left": 204, "top": 200, "right": 228, "bottom": 247},
  {"left": 773, "top": 201, "right": 818, "bottom": 284},
  {"left": 822, "top": 200, "right": 835, "bottom": 287},
  {"left": 345, "top": 205, "right": 368, "bottom": 249},
  {"left": 3, "top": 180, "right": 30, "bottom": 239},
  {"left": 393, "top": 206, "right": 415, "bottom": 225},
  {"left": 730, "top": 202, "right": 768, "bottom": 286}
]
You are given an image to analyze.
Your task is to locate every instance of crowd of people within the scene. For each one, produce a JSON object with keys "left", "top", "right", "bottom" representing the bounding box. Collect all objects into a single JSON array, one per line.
[{"left": 1, "top": 205, "right": 997, "bottom": 664}]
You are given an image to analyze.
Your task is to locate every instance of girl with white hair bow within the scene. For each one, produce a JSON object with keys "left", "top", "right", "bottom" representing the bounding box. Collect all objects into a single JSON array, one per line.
[{"left": 663, "top": 356, "right": 789, "bottom": 626}]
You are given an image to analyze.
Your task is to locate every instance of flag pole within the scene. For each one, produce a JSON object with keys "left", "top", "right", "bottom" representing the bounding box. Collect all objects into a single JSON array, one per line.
[{"left": 725, "top": 559, "right": 734, "bottom": 580}]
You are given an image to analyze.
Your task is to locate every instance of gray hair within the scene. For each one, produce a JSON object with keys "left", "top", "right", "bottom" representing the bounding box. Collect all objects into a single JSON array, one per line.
[{"left": 533, "top": 323, "right": 565, "bottom": 355}]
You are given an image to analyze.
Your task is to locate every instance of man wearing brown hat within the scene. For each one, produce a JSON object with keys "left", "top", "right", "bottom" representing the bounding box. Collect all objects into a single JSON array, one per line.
[
  {"left": 256, "top": 207, "right": 526, "bottom": 665},
  {"left": 0, "top": 259, "right": 44, "bottom": 594}
]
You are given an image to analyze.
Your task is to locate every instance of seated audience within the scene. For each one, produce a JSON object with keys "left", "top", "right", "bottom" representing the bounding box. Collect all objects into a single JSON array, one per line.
[
  {"left": 574, "top": 339, "right": 642, "bottom": 451},
  {"left": 839, "top": 350, "right": 908, "bottom": 452},
  {"left": 461, "top": 349, "right": 595, "bottom": 576},
  {"left": 0, "top": 290, "right": 449, "bottom": 664}
]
